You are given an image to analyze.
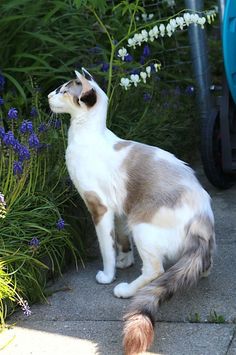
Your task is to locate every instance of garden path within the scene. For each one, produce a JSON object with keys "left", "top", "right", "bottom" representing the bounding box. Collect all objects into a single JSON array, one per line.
[{"left": 1, "top": 167, "right": 236, "bottom": 355}]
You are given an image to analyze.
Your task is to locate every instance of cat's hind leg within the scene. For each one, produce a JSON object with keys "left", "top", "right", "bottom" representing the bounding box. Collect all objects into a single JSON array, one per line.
[
  {"left": 115, "top": 215, "right": 134, "bottom": 269},
  {"left": 114, "top": 223, "right": 164, "bottom": 298}
]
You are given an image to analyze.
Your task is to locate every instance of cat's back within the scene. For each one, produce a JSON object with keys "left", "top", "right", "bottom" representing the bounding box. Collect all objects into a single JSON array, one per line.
[{"left": 113, "top": 139, "right": 195, "bottom": 185}]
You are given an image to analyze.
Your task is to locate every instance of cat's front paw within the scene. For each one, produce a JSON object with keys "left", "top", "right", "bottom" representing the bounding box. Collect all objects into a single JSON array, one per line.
[
  {"left": 96, "top": 271, "right": 115, "bottom": 284},
  {"left": 113, "top": 282, "right": 135, "bottom": 298}
]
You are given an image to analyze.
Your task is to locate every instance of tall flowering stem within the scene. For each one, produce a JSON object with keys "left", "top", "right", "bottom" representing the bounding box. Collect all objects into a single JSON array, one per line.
[
  {"left": 118, "top": 7, "right": 217, "bottom": 88},
  {"left": 90, "top": 7, "right": 116, "bottom": 99},
  {"left": 89, "top": 3, "right": 217, "bottom": 101}
]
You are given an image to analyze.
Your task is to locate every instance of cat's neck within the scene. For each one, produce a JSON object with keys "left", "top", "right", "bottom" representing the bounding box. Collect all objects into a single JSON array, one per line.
[{"left": 69, "top": 104, "right": 108, "bottom": 141}]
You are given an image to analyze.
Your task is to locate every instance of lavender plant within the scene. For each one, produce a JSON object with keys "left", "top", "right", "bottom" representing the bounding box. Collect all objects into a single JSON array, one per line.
[{"left": 0, "top": 75, "right": 81, "bottom": 326}]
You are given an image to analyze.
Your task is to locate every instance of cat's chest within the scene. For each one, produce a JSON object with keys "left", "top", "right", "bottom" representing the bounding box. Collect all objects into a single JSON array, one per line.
[{"left": 65, "top": 141, "right": 116, "bottom": 191}]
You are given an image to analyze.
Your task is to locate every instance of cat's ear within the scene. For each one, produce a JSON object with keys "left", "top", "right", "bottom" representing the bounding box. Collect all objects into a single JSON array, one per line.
[
  {"left": 75, "top": 70, "right": 82, "bottom": 80},
  {"left": 74, "top": 70, "right": 97, "bottom": 107},
  {"left": 81, "top": 67, "right": 94, "bottom": 81}
]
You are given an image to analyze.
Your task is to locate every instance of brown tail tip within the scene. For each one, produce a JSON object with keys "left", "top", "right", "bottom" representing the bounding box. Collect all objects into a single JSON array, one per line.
[{"left": 123, "top": 312, "right": 154, "bottom": 355}]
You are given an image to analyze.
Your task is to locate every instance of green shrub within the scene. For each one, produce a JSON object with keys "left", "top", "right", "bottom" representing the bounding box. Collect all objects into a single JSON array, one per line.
[{"left": 0, "top": 80, "right": 81, "bottom": 326}]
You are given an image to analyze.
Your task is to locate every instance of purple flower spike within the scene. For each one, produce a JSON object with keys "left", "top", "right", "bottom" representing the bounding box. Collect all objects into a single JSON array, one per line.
[
  {"left": 101, "top": 63, "right": 109, "bottom": 72},
  {"left": 8, "top": 107, "right": 18, "bottom": 120},
  {"left": 18, "top": 299, "right": 32, "bottom": 317},
  {"left": 20, "top": 120, "right": 33, "bottom": 134},
  {"left": 18, "top": 145, "right": 30, "bottom": 161},
  {"left": 13, "top": 161, "right": 23, "bottom": 175},
  {"left": 3, "top": 131, "right": 15, "bottom": 146},
  {"left": 29, "top": 133, "right": 40, "bottom": 148},
  {"left": 56, "top": 218, "right": 65, "bottom": 230}
]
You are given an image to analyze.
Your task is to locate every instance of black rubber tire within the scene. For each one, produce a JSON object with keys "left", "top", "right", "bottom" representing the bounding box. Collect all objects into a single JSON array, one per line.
[{"left": 201, "top": 107, "right": 235, "bottom": 189}]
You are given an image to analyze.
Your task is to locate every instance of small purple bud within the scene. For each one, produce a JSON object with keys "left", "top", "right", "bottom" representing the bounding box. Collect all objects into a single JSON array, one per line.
[
  {"left": 38, "top": 122, "right": 47, "bottom": 133},
  {"left": 30, "top": 107, "right": 38, "bottom": 117},
  {"left": 124, "top": 54, "right": 133, "bottom": 63},
  {"left": 0, "top": 127, "right": 5, "bottom": 138},
  {"left": 56, "top": 218, "right": 65, "bottom": 230},
  {"left": 8, "top": 107, "right": 18, "bottom": 120},
  {"left": 143, "top": 92, "right": 152, "bottom": 101},
  {"left": 143, "top": 44, "right": 151, "bottom": 57},
  {"left": 0, "top": 74, "right": 5, "bottom": 90},
  {"left": 29, "top": 237, "right": 40, "bottom": 249}
]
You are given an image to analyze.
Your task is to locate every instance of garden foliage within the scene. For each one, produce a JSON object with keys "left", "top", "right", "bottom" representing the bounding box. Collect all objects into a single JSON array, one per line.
[{"left": 0, "top": 0, "right": 217, "bottom": 325}]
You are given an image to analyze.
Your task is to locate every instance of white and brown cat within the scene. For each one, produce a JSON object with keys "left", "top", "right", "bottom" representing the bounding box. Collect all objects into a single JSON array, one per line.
[{"left": 48, "top": 69, "right": 215, "bottom": 355}]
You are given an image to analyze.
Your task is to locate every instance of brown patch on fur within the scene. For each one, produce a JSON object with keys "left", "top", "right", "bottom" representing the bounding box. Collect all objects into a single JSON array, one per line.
[
  {"left": 122, "top": 143, "right": 188, "bottom": 224},
  {"left": 84, "top": 191, "right": 107, "bottom": 225},
  {"left": 80, "top": 88, "right": 97, "bottom": 107},
  {"left": 123, "top": 313, "right": 154, "bottom": 355},
  {"left": 114, "top": 141, "right": 132, "bottom": 151}
]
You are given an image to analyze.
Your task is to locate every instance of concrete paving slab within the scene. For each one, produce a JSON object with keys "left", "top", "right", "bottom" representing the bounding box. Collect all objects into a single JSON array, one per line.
[
  {"left": 1, "top": 321, "right": 234, "bottom": 355},
  {"left": 10, "top": 237, "right": 236, "bottom": 324}
]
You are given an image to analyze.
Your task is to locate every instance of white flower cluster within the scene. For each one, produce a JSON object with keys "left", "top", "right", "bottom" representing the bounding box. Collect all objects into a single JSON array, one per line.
[
  {"left": 124, "top": 9, "right": 217, "bottom": 49},
  {"left": 118, "top": 8, "right": 217, "bottom": 90},
  {"left": 120, "top": 63, "right": 161, "bottom": 90},
  {"left": 136, "top": 13, "right": 154, "bottom": 22}
]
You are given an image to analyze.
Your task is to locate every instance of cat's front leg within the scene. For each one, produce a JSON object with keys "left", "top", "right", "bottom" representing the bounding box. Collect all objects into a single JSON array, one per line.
[
  {"left": 84, "top": 191, "right": 116, "bottom": 284},
  {"left": 95, "top": 209, "right": 116, "bottom": 284}
]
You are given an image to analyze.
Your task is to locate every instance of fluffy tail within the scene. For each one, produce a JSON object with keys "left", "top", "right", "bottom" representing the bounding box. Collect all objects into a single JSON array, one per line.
[{"left": 123, "top": 214, "right": 215, "bottom": 355}]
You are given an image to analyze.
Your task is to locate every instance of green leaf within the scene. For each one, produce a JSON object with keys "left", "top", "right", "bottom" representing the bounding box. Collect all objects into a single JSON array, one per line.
[{"left": 2, "top": 72, "right": 27, "bottom": 102}]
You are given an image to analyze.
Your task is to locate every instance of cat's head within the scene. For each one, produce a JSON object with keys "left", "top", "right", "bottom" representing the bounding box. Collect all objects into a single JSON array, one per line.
[{"left": 48, "top": 68, "right": 107, "bottom": 116}]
